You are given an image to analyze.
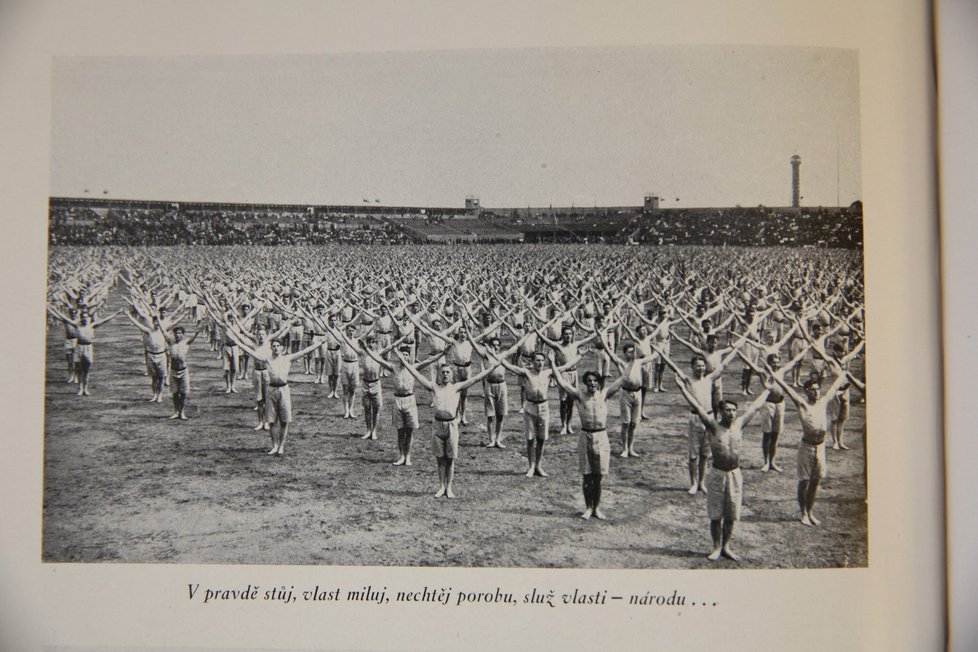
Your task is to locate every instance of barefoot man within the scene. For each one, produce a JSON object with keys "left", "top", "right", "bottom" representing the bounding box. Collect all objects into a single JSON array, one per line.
[
  {"left": 767, "top": 360, "right": 852, "bottom": 527},
  {"left": 500, "top": 351, "right": 571, "bottom": 478},
  {"left": 658, "top": 339, "right": 746, "bottom": 495},
  {"left": 46, "top": 306, "right": 121, "bottom": 397},
  {"left": 676, "top": 378, "right": 771, "bottom": 561},
  {"left": 125, "top": 310, "right": 170, "bottom": 404},
  {"left": 536, "top": 323, "right": 598, "bottom": 435},
  {"left": 166, "top": 326, "right": 199, "bottom": 420},
  {"left": 602, "top": 334, "right": 658, "bottom": 458},
  {"left": 230, "top": 335, "right": 324, "bottom": 456},
  {"left": 468, "top": 332, "right": 530, "bottom": 449},
  {"left": 395, "top": 354, "right": 500, "bottom": 498},
  {"left": 359, "top": 341, "right": 444, "bottom": 466},
  {"left": 552, "top": 362, "right": 627, "bottom": 520}
]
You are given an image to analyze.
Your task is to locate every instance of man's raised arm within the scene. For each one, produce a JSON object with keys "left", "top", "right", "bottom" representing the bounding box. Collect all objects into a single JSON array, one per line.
[
  {"left": 393, "top": 351, "right": 436, "bottom": 393},
  {"left": 737, "top": 381, "right": 773, "bottom": 427}
]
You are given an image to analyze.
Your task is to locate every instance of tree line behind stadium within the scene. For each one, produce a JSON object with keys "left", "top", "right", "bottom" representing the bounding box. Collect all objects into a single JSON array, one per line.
[{"left": 48, "top": 198, "right": 862, "bottom": 248}]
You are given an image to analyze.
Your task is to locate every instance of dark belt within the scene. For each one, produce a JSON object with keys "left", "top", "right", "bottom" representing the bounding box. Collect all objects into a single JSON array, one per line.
[
  {"left": 363, "top": 378, "right": 379, "bottom": 384},
  {"left": 713, "top": 462, "right": 739, "bottom": 472},
  {"left": 343, "top": 358, "right": 358, "bottom": 363},
  {"left": 394, "top": 392, "right": 414, "bottom": 398},
  {"left": 170, "top": 365, "right": 187, "bottom": 372},
  {"left": 328, "top": 346, "right": 341, "bottom": 351},
  {"left": 767, "top": 397, "right": 785, "bottom": 404},
  {"left": 455, "top": 362, "right": 471, "bottom": 367},
  {"left": 435, "top": 416, "right": 456, "bottom": 422},
  {"left": 488, "top": 379, "right": 505, "bottom": 384},
  {"left": 691, "top": 409, "right": 713, "bottom": 415},
  {"left": 67, "top": 337, "right": 78, "bottom": 341},
  {"left": 582, "top": 427, "right": 606, "bottom": 433},
  {"left": 527, "top": 398, "right": 547, "bottom": 404},
  {"left": 377, "top": 330, "right": 392, "bottom": 335},
  {"left": 146, "top": 349, "right": 166, "bottom": 355},
  {"left": 254, "top": 363, "right": 268, "bottom": 371},
  {"left": 269, "top": 382, "right": 288, "bottom": 388},
  {"left": 622, "top": 385, "right": 641, "bottom": 392}
]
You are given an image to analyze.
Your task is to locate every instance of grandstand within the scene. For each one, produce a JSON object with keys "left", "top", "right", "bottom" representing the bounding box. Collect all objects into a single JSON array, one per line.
[
  {"left": 48, "top": 197, "right": 862, "bottom": 248},
  {"left": 386, "top": 217, "right": 475, "bottom": 243}
]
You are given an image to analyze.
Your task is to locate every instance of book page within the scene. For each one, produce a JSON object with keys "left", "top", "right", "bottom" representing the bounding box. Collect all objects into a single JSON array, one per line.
[{"left": 0, "top": 1, "right": 943, "bottom": 650}]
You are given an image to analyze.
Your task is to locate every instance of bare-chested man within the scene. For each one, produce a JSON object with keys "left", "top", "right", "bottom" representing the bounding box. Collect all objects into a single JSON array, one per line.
[
  {"left": 47, "top": 306, "right": 121, "bottom": 397},
  {"left": 500, "top": 351, "right": 572, "bottom": 478},
  {"left": 658, "top": 340, "right": 746, "bottom": 495},
  {"left": 126, "top": 310, "right": 170, "bottom": 403},
  {"left": 395, "top": 354, "right": 500, "bottom": 498},
  {"left": 468, "top": 332, "right": 530, "bottom": 448},
  {"left": 59, "top": 307, "right": 80, "bottom": 383},
  {"left": 825, "top": 341, "right": 863, "bottom": 451},
  {"left": 620, "top": 322, "right": 656, "bottom": 419},
  {"left": 737, "top": 344, "right": 812, "bottom": 473},
  {"left": 602, "top": 338, "right": 658, "bottom": 458},
  {"left": 354, "top": 334, "right": 385, "bottom": 440},
  {"left": 336, "top": 329, "right": 408, "bottom": 441},
  {"left": 411, "top": 316, "right": 476, "bottom": 424},
  {"left": 676, "top": 379, "right": 771, "bottom": 561},
  {"left": 536, "top": 324, "right": 598, "bottom": 436},
  {"left": 229, "top": 335, "right": 324, "bottom": 456},
  {"left": 552, "top": 364, "right": 627, "bottom": 520},
  {"left": 321, "top": 312, "right": 342, "bottom": 398},
  {"left": 359, "top": 341, "right": 444, "bottom": 465},
  {"left": 337, "top": 323, "right": 362, "bottom": 419},
  {"left": 767, "top": 359, "right": 852, "bottom": 526},
  {"left": 166, "top": 326, "right": 199, "bottom": 420}
]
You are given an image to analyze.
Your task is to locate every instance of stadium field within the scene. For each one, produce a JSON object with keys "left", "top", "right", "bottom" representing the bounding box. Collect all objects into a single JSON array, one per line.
[{"left": 42, "top": 244, "right": 866, "bottom": 568}]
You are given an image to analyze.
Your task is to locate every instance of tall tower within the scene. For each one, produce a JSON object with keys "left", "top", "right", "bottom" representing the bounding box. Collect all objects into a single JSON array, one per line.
[{"left": 790, "top": 155, "right": 801, "bottom": 208}]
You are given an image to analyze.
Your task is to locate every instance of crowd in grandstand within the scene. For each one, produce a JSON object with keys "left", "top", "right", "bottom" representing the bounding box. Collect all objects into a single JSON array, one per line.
[
  {"left": 48, "top": 207, "right": 408, "bottom": 246},
  {"left": 49, "top": 202, "right": 862, "bottom": 248}
]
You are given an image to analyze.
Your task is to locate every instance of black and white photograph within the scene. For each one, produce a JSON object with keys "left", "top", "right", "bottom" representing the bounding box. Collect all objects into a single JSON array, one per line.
[{"left": 42, "top": 46, "right": 867, "bottom": 568}]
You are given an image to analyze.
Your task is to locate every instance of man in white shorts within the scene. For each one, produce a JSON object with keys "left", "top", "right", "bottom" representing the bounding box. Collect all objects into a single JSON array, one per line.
[
  {"left": 228, "top": 335, "right": 325, "bottom": 456},
  {"left": 359, "top": 340, "right": 444, "bottom": 464},
  {"left": 767, "top": 361, "right": 851, "bottom": 526},
  {"left": 552, "top": 365, "right": 628, "bottom": 520},
  {"left": 468, "top": 332, "right": 530, "bottom": 448},
  {"left": 395, "top": 356, "right": 500, "bottom": 498},
  {"left": 167, "top": 326, "right": 199, "bottom": 420},
  {"left": 658, "top": 340, "right": 745, "bottom": 494},
  {"left": 677, "top": 378, "right": 771, "bottom": 561},
  {"left": 602, "top": 337, "right": 658, "bottom": 459},
  {"left": 500, "top": 351, "right": 572, "bottom": 478}
]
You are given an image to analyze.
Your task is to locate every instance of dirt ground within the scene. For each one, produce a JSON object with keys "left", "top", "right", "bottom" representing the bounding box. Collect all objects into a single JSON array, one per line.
[{"left": 42, "top": 289, "right": 867, "bottom": 568}]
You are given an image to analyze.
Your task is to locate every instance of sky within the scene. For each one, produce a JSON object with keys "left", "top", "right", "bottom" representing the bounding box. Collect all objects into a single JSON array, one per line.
[{"left": 50, "top": 45, "right": 861, "bottom": 209}]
